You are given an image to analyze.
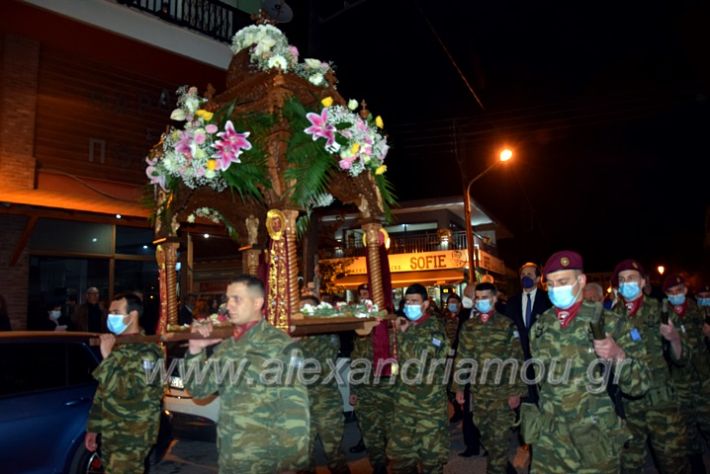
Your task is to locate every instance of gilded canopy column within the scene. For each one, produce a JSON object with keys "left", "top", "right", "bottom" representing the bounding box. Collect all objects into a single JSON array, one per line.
[{"left": 363, "top": 221, "right": 385, "bottom": 308}]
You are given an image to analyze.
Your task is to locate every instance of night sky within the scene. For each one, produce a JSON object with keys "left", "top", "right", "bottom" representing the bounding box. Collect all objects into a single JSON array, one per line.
[{"left": 283, "top": 0, "right": 710, "bottom": 275}]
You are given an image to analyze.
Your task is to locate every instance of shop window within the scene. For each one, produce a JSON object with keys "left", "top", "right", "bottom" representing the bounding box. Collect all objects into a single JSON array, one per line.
[
  {"left": 30, "top": 219, "right": 113, "bottom": 255},
  {"left": 115, "top": 226, "right": 155, "bottom": 256}
]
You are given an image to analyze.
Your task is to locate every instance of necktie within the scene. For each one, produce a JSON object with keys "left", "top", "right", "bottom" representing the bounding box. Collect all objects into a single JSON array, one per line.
[{"left": 525, "top": 293, "right": 532, "bottom": 328}]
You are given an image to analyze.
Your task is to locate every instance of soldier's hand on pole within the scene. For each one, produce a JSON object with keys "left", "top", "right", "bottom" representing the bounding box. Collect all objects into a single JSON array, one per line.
[
  {"left": 508, "top": 394, "right": 521, "bottom": 410},
  {"left": 187, "top": 321, "right": 222, "bottom": 355},
  {"left": 84, "top": 432, "right": 98, "bottom": 452},
  {"left": 99, "top": 334, "right": 116, "bottom": 359},
  {"left": 593, "top": 333, "right": 626, "bottom": 362},
  {"left": 455, "top": 390, "right": 465, "bottom": 406},
  {"left": 349, "top": 394, "right": 358, "bottom": 406},
  {"left": 397, "top": 316, "right": 410, "bottom": 333}
]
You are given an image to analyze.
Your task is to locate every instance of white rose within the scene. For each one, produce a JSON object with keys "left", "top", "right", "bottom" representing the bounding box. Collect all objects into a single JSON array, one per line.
[
  {"left": 308, "top": 73, "right": 324, "bottom": 85},
  {"left": 170, "top": 108, "right": 186, "bottom": 121},
  {"left": 347, "top": 99, "right": 359, "bottom": 111},
  {"left": 267, "top": 55, "right": 288, "bottom": 71},
  {"left": 304, "top": 58, "right": 321, "bottom": 69},
  {"left": 187, "top": 214, "right": 195, "bottom": 223}
]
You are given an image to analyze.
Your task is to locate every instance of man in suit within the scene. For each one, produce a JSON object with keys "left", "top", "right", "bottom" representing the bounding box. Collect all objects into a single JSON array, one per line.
[{"left": 506, "top": 262, "right": 551, "bottom": 404}]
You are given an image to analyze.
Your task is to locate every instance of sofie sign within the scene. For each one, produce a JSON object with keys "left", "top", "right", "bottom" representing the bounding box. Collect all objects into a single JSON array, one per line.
[{"left": 334, "top": 250, "right": 470, "bottom": 275}]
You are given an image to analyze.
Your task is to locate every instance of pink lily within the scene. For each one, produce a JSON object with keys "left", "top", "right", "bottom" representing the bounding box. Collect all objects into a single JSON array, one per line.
[
  {"left": 145, "top": 157, "right": 166, "bottom": 191},
  {"left": 304, "top": 108, "right": 336, "bottom": 147},
  {"left": 175, "top": 131, "right": 192, "bottom": 158},
  {"left": 213, "top": 120, "right": 252, "bottom": 171}
]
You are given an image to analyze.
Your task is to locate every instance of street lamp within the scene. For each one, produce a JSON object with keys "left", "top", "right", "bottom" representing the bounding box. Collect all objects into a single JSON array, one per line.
[
  {"left": 464, "top": 148, "right": 513, "bottom": 284},
  {"left": 657, "top": 265, "right": 665, "bottom": 276}
]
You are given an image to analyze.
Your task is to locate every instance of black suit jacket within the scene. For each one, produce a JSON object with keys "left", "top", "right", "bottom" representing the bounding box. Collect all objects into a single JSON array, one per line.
[{"left": 506, "top": 288, "right": 551, "bottom": 403}]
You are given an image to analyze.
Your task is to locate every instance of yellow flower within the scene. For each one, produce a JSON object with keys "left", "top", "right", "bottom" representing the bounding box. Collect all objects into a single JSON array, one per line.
[
  {"left": 375, "top": 165, "right": 387, "bottom": 175},
  {"left": 196, "top": 109, "right": 214, "bottom": 121},
  {"left": 207, "top": 159, "right": 217, "bottom": 171},
  {"left": 350, "top": 143, "right": 360, "bottom": 154},
  {"left": 375, "top": 115, "right": 384, "bottom": 129},
  {"left": 321, "top": 96, "right": 334, "bottom": 107}
]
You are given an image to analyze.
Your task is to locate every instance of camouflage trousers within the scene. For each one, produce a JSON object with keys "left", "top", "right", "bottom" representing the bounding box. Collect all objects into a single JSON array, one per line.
[
  {"left": 621, "top": 392, "right": 690, "bottom": 474},
  {"left": 102, "top": 441, "right": 151, "bottom": 474},
  {"left": 305, "top": 384, "right": 349, "bottom": 474},
  {"left": 388, "top": 395, "right": 449, "bottom": 474},
  {"left": 473, "top": 398, "right": 515, "bottom": 474},
  {"left": 676, "top": 381, "right": 710, "bottom": 457},
  {"left": 355, "top": 381, "right": 395, "bottom": 468},
  {"left": 530, "top": 411, "right": 627, "bottom": 474}
]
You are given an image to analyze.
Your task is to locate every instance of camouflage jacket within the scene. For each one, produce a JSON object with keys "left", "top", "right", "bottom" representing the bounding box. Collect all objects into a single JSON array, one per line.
[
  {"left": 614, "top": 296, "right": 688, "bottom": 391},
  {"left": 299, "top": 333, "right": 341, "bottom": 388},
  {"left": 531, "top": 301, "right": 649, "bottom": 417},
  {"left": 454, "top": 311, "right": 526, "bottom": 400},
  {"left": 350, "top": 319, "right": 398, "bottom": 391},
  {"left": 184, "top": 319, "right": 310, "bottom": 471},
  {"left": 394, "top": 315, "right": 451, "bottom": 408},
  {"left": 87, "top": 340, "right": 163, "bottom": 442},
  {"left": 669, "top": 299, "right": 710, "bottom": 390}
]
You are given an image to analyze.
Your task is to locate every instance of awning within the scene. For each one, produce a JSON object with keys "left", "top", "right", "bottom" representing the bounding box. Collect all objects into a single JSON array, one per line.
[
  {"left": 0, "top": 171, "right": 148, "bottom": 218},
  {"left": 335, "top": 269, "right": 465, "bottom": 290}
]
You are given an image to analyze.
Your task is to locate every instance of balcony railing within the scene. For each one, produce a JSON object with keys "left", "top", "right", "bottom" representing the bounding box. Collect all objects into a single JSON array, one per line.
[
  {"left": 117, "top": 0, "right": 251, "bottom": 43},
  {"left": 322, "top": 231, "right": 497, "bottom": 259}
]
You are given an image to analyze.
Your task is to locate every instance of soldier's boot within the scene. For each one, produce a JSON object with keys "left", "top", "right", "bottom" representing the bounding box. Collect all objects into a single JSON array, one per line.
[{"left": 689, "top": 453, "right": 706, "bottom": 474}]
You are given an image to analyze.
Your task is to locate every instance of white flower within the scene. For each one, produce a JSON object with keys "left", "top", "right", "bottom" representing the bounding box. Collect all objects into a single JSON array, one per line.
[
  {"left": 163, "top": 156, "right": 175, "bottom": 172},
  {"left": 205, "top": 169, "right": 216, "bottom": 179},
  {"left": 347, "top": 99, "right": 358, "bottom": 110},
  {"left": 187, "top": 214, "right": 195, "bottom": 223},
  {"left": 254, "top": 36, "right": 277, "bottom": 56},
  {"left": 267, "top": 54, "right": 288, "bottom": 71},
  {"left": 308, "top": 73, "right": 324, "bottom": 85},
  {"left": 304, "top": 58, "right": 321, "bottom": 69},
  {"left": 170, "top": 108, "right": 186, "bottom": 121}
]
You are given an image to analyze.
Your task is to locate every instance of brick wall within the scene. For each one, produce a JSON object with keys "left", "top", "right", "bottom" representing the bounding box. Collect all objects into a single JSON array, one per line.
[
  {"left": 0, "top": 215, "right": 30, "bottom": 330},
  {"left": 0, "top": 34, "right": 38, "bottom": 190}
]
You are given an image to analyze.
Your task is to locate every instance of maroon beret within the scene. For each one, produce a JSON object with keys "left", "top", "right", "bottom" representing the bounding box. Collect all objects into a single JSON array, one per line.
[
  {"left": 613, "top": 259, "right": 645, "bottom": 278},
  {"left": 544, "top": 251, "right": 583, "bottom": 276},
  {"left": 662, "top": 274, "right": 685, "bottom": 292}
]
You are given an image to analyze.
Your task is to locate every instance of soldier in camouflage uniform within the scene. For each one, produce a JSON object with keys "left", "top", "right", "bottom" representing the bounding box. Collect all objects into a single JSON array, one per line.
[
  {"left": 664, "top": 274, "right": 710, "bottom": 473},
  {"left": 521, "top": 251, "right": 650, "bottom": 474},
  {"left": 186, "top": 275, "right": 310, "bottom": 473},
  {"left": 299, "top": 296, "right": 350, "bottom": 474},
  {"left": 613, "top": 260, "right": 690, "bottom": 474},
  {"left": 349, "top": 291, "right": 397, "bottom": 474},
  {"left": 453, "top": 282, "right": 525, "bottom": 474},
  {"left": 388, "top": 283, "right": 451, "bottom": 474},
  {"left": 85, "top": 293, "right": 163, "bottom": 474}
]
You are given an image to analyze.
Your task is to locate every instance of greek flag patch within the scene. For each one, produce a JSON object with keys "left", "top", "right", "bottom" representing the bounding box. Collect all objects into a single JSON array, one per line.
[{"left": 432, "top": 337, "right": 442, "bottom": 348}]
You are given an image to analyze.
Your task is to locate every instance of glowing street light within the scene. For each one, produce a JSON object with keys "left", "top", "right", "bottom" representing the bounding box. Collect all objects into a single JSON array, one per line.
[
  {"left": 657, "top": 265, "right": 665, "bottom": 276},
  {"left": 464, "top": 148, "right": 514, "bottom": 284}
]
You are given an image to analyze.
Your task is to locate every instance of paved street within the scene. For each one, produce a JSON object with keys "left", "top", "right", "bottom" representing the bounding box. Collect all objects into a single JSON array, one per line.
[{"left": 152, "top": 414, "right": 709, "bottom": 473}]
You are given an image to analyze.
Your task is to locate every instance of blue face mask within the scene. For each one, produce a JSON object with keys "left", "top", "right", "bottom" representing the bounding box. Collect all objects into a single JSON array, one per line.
[
  {"left": 619, "top": 282, "right": 641, "bottom": 300},
  {"left": 521, "top": 276, "right": 535, "bottom": 289},
  {"left": 698, "top": 297, "right": 710, "bottom": 307},
  {"left": 548, "top": 284, "right": 578, "bottom": 310},
  {"left": 448, "top": 303, "right": 459, "bottom": 313},
  {"left": 667, "top": 294, "right": 686, "bottom": 306},
  {"left": 107, "top": 314, "right": 129, "bottom": 335},
  {"left": 475, "top": 299, "right": 493, "bottom": 314},
  {"left": 404, "top": 304, "right": 423, "bottom": 321}
]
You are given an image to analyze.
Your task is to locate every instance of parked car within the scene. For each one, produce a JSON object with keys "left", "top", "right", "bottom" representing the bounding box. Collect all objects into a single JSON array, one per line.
[
  {"left": 0, "top": 331, "right": 172, "bottom": 473},
  {"left": 162, "top": 341, "right": 218, "bottom": 441}
]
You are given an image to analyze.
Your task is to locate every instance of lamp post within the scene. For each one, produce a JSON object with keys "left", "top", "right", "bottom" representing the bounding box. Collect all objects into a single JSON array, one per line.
[{"left": 464, "top": 148, "right": 513, "bottom": 284}]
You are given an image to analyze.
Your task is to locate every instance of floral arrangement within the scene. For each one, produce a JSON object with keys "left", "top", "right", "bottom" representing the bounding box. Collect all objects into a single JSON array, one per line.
[
  {"left": 231, "top": 24, "right": 334, "bottom": 87},
  {"left": 304, "top": 97, "right": 389, "bottom": 177},
  {"left": 300, "top": 299, "right": 387, "bottom": 319},
  {"left": 186, "top": 207, "right": 222, "bottom": 224},
  {"left": 146, "top": 86, "right": 252, "bottom": 191}
]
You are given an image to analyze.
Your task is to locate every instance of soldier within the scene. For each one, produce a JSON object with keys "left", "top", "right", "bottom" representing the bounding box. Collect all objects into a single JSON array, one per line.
[
  {"left": 388, "top": 283, "right": 451, "bottom": 474},
  {"left": 186, "top": 275, "right": 310, "bottom": 473},
  {"left": 663, "top": 274, "right": 710, "bottom": 473},
  {"left": 349, "top": 294, "right": 397, "bottom": 473},
  {"left": 521, "top": 251, "right": 649, "bottom": 474},
  {"left": 454, "top": 282, "right": 525, "bottom": 474},
  {"left": 84, "top": 293, "right": 163, "bottom": 473},
  {"left": 611, "top": 259, "right": 690, "bottom": 474},
  {"left": 299, "top": 295, "right": 350, "bottom": 474}
]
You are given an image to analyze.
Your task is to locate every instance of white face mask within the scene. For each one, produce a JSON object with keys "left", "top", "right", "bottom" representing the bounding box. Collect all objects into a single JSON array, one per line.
[
  {"left": 462, "top": 296, "right": 474, "bottom": 309},
  {"left": 49, "top": 310, "right": 61, "bottom": 321}
]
